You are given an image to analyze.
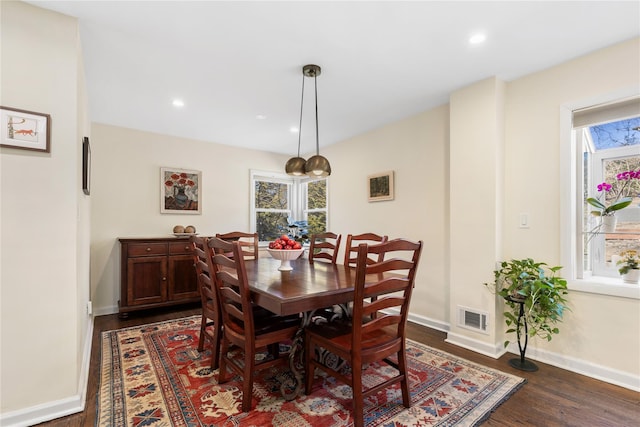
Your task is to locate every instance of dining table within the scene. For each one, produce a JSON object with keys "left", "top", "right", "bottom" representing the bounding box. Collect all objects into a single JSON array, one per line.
[{"left": 239, "top": 254, "right": 389, "bottom": 399}]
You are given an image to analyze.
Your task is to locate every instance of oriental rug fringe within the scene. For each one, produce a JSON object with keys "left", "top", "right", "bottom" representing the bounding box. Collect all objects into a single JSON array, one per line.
[{"left": 97, "top": 316, "right": 524, "bottom": 426}]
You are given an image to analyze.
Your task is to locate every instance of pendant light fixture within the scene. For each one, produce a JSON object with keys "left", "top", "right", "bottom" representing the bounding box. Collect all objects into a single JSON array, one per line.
[
  {"left": 285, "top": 64, "right": 331, "bottom": 177},
  {"left": 285, "top": 70, "right": 307, "bottom": 176}
]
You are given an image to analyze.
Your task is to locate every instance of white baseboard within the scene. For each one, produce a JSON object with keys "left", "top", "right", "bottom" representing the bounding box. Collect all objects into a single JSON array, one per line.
[
  {"left": 0, "top": 316, "right": 94, "bottom": 426},
  {"left": 408, "top": 311, "right": 638, "bottom": 391}
]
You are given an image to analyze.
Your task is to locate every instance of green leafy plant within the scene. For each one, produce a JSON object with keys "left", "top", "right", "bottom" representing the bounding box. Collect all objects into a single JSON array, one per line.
[
  {"left": 617, "top": 250, "right": 639, "bottom": 275},
  {"left": 484, "top": 258, "right": 569, "bottom": 348}
]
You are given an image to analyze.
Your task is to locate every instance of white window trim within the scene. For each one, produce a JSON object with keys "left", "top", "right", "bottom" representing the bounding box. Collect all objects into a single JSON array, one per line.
[
  {"left": 249, "top": 169, "right": 329, "bottom": 244},
  {"left": 560, "top": 88, "right": 640, "bottom": 300}
]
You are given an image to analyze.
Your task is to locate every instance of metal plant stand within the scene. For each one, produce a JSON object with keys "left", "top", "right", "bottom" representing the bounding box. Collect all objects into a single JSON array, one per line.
[{"left": 507, "top": 296, "right": 538, "bottom": 372}]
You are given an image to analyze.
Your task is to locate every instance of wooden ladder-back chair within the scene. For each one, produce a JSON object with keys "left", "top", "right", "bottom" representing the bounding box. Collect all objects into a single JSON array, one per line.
[
  {"left": 190, "top": 235, "right": 221, "bottom": 370},
  {"left": 208, "top": 237, "right": 300, "bottom": 412},
  {"left": 215, "top": 231, "right": 259, "bottom": 260},
  {"left": 304, "top": 238, "right": 423, "bottom": 427},
  {"left": 308, "top": 231, "right": 342, "bottom": 264},
  {"left": 343, "top": 232, "right": 389, "bottom": 266}
]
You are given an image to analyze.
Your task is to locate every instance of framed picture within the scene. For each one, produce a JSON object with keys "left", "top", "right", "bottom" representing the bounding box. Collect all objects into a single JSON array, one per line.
[
  {"left": 0, "top": 106, "right": 51, "bottom": 152},
  {"left": 161, "top": 167, "right": 201, "bottom": 214},
  {"left": 368, "top": 171, "right": 394, "bottom": 202},
  {"left": 82, "top": 137, "right": 91, "bottom": 195}
]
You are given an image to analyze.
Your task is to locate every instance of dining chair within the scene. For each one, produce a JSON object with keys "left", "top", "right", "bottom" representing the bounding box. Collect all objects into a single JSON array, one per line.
[
  {"left": 190, "top": 235, "right": 221, "bottom": 370},
  {"left": 208, "top": 236, "right": 300, "bottom": 412},
  {"left": 304, "top": 238, "right": 423, "bottom": 427},
  {"left": 215, "top": 231, "right": 259, "bottom": 259},
  {"left": 343, "top": 233, "right": 389, "bottom": 319},
  {"left": 308, "top": 231, "right": 342, "bottom": 263},
  {"left": 343, "top": 232, "right": 388, "bottom": 266}
]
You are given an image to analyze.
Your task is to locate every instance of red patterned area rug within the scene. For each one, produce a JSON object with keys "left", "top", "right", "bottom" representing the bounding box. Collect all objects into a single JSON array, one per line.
[{"left": 97, "top": 316, "right": 524, "bottom": 426}]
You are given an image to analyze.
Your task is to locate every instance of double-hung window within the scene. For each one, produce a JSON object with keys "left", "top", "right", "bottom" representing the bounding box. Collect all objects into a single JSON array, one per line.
[
  {"left": 567, "top": 98, "right": 640, "bottom": 295},
  {"left": 250, "top": 170, "right": 328, "bottom": 243}
]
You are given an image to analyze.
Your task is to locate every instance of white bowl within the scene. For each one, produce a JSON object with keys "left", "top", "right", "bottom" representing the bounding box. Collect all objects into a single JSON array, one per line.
[{"left": 267, "top": 248, "right": 304, "bottom": 271}]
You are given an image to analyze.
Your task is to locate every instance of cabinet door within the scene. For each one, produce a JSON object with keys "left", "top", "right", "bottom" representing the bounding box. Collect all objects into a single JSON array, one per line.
[
  {"left": 167, "top": 254, "right": 199, "bottom": 301},
  {"left": 127, "top": 256, "right": 167, "bottom": 306}
]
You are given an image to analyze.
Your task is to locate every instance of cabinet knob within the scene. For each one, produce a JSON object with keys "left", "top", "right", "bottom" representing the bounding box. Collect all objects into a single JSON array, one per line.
[
  {"left": 162, "top": 277, "right": 167, "bottom": 281},
  {"left": 185, "top": 246, "right": 190, "bottom": 251},
  {"left": 146, "top": 247, "right": 151, "bottom": 252}
]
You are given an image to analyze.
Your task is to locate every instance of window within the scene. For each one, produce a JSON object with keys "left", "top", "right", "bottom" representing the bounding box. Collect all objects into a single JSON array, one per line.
[
  {"left": 569, "top": 99, "right": 640, "bottom": 294},
  {"left": 250, "top": 170, "right": 328, "bottom": 243}
]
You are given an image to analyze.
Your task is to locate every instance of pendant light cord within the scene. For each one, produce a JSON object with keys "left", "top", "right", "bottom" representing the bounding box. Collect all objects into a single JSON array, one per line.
[
  {"left": 297, "top": 74, "right": 305, "bottom": 157},
  {"left": 314, "top": 73, "right": 320, "bottom": 155}
]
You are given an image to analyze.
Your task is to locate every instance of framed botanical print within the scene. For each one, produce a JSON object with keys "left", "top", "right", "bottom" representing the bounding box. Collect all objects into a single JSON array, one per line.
[
  {"left": 161, "top": 167, "right": 201, "bottom": 214},
  {"left": 368, "top": 171, "right": 394, "bottom": 202}
]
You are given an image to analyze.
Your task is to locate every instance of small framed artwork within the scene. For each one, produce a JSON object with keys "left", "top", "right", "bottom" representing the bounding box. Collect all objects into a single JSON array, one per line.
[
  {"left": 0, "top": 106, "right": 51, "bottom": 153},
  {"left": 82, "top": 137, "right": 91, "bottom": 195},
  {"left": 161, "top": 167, "right": 201, "bottom": 214},
  {"left": 368, "top": 171, "right": 394, "bottom": 202}
]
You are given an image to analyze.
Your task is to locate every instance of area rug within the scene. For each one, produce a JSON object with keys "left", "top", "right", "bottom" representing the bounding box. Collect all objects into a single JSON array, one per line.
[{"left": 97, "top": 316, "right": 524, "bottom": 426}]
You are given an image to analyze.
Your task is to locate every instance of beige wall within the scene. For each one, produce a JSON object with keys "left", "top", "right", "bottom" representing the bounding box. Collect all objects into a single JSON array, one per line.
[
  {"left": 90, "top": 124, "right": 289, "bottom": 313},
  {"left": 0, "top": 0, "right": 92, "bottom": 422},
  {"left": 1, "top": 1, "right": 638, "bottom": 423}
]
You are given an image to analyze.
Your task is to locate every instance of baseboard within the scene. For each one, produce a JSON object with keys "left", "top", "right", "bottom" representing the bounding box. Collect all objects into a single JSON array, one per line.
[
  {"left": 504, "top": 343, "right": 640, "bottom": 392},
  {"left": 445, "top": 330, "right": 507, "bottom": 359},
  {"left": 0, "top": 316, "right": 94, "bottom": 426}
]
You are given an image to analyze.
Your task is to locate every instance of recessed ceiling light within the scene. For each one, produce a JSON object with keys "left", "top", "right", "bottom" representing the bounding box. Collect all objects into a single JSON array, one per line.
[
  {"left": 290, "top": 126, "right": 299, "bottom": 133},
  {"left": 256, "top": 114, "right": 267, "bottom": 120},
  {"left": 172, "top": 99, "right": 185, "bottom": 107},
  {"left": 469, "top": 33, "right": 486, "bottom": 45}
]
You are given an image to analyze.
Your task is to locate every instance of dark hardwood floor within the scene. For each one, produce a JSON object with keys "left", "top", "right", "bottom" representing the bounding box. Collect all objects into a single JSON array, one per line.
[{"left": 35, "top": 305, "right": 638, "bottom": 426}]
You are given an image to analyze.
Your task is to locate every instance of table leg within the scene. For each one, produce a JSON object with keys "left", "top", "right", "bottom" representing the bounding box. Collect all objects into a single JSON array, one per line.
[{"left": 280, "top": 307, "right": 348, "bottom": 399}]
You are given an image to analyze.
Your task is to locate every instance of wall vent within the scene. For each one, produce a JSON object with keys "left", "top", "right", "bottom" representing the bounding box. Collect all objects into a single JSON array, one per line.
[{"left": 457, "top": 306, "right": 489, "bottom": 334}]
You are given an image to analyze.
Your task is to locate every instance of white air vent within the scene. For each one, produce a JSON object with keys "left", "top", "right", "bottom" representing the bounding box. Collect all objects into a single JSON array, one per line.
[{"left": 457, "top": 306, "right": 489, "bottom": 334}]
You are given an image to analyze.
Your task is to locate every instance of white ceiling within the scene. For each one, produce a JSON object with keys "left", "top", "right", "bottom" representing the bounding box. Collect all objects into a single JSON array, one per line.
[{"left": 26, "top": 1, "right": 640, "bottom": 155}]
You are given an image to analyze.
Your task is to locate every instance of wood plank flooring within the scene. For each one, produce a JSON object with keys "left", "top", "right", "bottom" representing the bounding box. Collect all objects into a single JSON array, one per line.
[{"left": 34, "top": 305, "right": 639, "bottom": 426}]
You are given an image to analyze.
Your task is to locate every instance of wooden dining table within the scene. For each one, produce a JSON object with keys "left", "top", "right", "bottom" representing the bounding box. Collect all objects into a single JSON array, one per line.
[{"left": 239, "top": 255, "right": 391, "bottom": 399}]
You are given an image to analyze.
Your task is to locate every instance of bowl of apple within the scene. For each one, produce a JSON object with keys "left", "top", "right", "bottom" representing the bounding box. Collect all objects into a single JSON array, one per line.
[{"left": 267, "top": 235, "right": 304, "bottom": 271}]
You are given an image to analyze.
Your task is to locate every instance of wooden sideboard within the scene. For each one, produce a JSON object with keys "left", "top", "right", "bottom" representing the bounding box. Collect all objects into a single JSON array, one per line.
[{"left": 119, "top": 237, "right": 200, "bottom": 318}]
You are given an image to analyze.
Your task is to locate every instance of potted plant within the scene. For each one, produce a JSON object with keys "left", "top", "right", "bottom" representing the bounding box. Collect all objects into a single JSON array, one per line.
[
  {"left": 586, "top": 169, "right": 639, "bottom": 232},
  {"left": 484, "top": 258, "right": 569, "bottom": 371},
  {"left": 616, "top": 250, "right": 640, "bottom": 284}
]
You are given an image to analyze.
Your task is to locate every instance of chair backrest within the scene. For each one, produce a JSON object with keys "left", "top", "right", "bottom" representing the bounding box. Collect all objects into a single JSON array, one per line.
[
  {"left": 308, "top": 231, "right": 342, "bottom": 264},
  {"left": 208, "top": 237, "right": 255, "bottom": 339},
  {"left": 190, "top": 235, "right": 219, "bottom": 319},
  {"left": 351, "top": 238, "right": 423, "bottom": 349},
  {"left": 215, "top": 231, "right": 259, "bottom": 260},
  {"left": 343, "top": 233, "right": 389, "bottom": 267}
]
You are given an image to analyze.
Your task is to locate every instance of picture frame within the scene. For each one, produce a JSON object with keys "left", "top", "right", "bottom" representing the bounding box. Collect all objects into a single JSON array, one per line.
[
  {"left": 368, "top": 171, "right": 394, "bottom": 202},
  {"left": 0, "top": 106, "right": 51, "bottom": 153},
  {"left": 161, "top": 167, "right": 201, "bottom": 214},
  {"left": 82, "top": 137, "right": 91, "bottom": 195}
]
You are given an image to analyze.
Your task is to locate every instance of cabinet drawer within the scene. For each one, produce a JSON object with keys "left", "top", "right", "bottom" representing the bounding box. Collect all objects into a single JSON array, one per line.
[
  {"left": 169, "top": 241, "right": 194, "bottom": 255},
  {"left": 128, "top": 242, "right": 167, "bottom": 257}
]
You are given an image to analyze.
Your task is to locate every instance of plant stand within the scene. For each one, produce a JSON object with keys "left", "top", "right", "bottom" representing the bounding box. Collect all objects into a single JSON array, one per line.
[{"left": 507, "top": 296, "right": 538, "bottom": 372}]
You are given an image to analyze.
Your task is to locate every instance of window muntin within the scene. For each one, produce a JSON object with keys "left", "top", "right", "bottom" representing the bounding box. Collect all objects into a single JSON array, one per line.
[{"left": 251, "top": 170, "right": 328, "bottom": 243}]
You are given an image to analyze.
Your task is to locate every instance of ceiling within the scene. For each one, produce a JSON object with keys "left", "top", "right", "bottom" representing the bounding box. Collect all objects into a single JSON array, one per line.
[{"left": 25, "top": 1, "right": 640, "bottom": 155}]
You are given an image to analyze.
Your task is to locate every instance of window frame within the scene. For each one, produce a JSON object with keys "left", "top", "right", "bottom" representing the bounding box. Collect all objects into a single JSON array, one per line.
[
  {"left": 560, "top": 93, "right": 640, "bottom": 300},
  {"left": 250, "top": 169, "right": 328, "bottom": 245}
]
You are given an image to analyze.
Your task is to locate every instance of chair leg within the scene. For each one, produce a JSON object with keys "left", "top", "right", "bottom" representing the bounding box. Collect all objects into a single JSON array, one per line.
[
  {"left": 209, "top": 326, "right": 221, "bottom": 370},
  {"left": 352, "top": 362, "right": 364, "bottom": 427},
  {"left": 241, "top": 348, "right": 255, "bottom": 412},
  {"left": 217, "top": 337, "right": 230, "bottom": 384},
  {"left": 398, "top": 348, "right": 411, "bottom": 408},
  {"left": 197, "top": 316, "right": 207, "bottom": 352}
]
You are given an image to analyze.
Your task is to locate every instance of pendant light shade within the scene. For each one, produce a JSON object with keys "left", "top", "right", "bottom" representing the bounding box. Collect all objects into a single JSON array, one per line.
[
  {"left": 305, "top": 154, "right": 331, "bottom": 177},
  {"left": 285, "top": 64, "right": 331, "bottom": 177},
  {"left": 285, "top": 156, "right": 307, "bottom": 176}
]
